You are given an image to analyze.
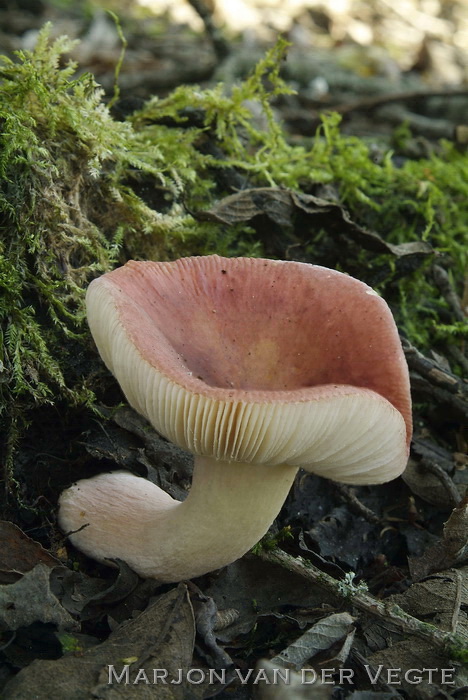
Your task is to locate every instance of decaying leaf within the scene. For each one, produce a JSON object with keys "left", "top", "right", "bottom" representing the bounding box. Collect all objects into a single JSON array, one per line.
[
  {"left": 195, "top": 187, "right": 295, "bottom": 228},
  {"left": 390, "top": 567, "right": 468, "bottom": 642},
  {"left": 0, "top": 564, "right": 78, "bottom": 633},
  {"left": 50, "top": 560, "right": 140, "bottom": 621},
  {"left": 402, "top": 459, "right": 461, "bottom": 509},
  {"left": 196, "top": 188, "right": 433, "bottom": 259},
  {"left": 269, "top": 612, "right": 355, "bottom": 671},
  {"left": 3, "top": 584, "right": 196, "bottom": 700},
  {"left": 306, "top": 506, "right": 375, "bottom": 569},
  {"left": 0, "top": 521, "right": 61, "bottom": 584},
  {"left": 189, "top": 584, "right": 233, "bottom": 670},
  {"left": 359, "top": 567, "right": 468, "bottom": 696},
  {"left": 205, "top": 556, "right": 337, "bottom": 643},
  {"left": 366, "top": 640, "right": 466, "bottom": 698},
  {"left": 254, "top": 614, "right": 354, "bottom": 699},
  {"left": 113, "top": 406, "right": 194, "bottom": 501},
  {"left": 408, "top": 497, "right": 468, "bottom": 580}
]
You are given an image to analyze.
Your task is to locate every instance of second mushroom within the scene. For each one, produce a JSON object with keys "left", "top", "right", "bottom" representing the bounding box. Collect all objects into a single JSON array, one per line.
[{"left": 59, "top": 255, "right": 412, "bottom": 582}]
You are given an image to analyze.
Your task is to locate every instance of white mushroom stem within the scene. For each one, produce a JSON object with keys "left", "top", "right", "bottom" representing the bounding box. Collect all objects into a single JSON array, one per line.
[{"left": 59, "top": 458, "right": 298, "bottom": 582}]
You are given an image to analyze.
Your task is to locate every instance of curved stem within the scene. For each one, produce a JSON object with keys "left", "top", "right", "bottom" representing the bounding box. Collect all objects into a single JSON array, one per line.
[{"left": 59, "top": 458, "right": 298, "bottom": 582}]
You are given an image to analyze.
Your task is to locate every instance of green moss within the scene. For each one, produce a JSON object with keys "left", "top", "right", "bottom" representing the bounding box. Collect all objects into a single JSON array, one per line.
[
  {"left": 57, "top": 633, "right": 85, "bottom": 654},
  {"left": 446, "top": 644, "right": 468, "bottom": 665},
  {"left": 251, "top": 526, "right": 293, "bottom": 554},
  {"left": 0, "top": 32, "right": 119, "bottom": 432}
]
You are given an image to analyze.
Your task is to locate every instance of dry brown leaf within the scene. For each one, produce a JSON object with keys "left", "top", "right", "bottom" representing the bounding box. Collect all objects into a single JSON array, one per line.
[
  {"left": 0, "top": 521, "right": 61, "bottom": 583},
  {"left": 197, "top": 187, "right": 433, "bottom": 259},
  {"left": 392, "top": 567, "right": 468, "bottom": 639},
  {"left": 409, "top": 498, "right": 468, "bottom": 580},
  {"left": 269, "top": 612, "right": 355, "bottom": 670},
  {"left": 3, "top": 584, "right": 196, "bottom": 700},
  {"left": 0, "top": 563, "right": 78, "bottom": 632}
]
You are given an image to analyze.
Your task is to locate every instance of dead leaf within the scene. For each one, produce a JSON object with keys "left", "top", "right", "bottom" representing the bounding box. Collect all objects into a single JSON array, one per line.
[
  {"left": 205, "top": 555, "right": 337, "bottom": 643},
  {"left": 391, "top": 567, "right": 468, "bottom": 641},
  {"left": 196, "top": 188, "right": 433, "bottom": 259},
  {"left": 367, "top": 640, "right": 467, "bottom": 697},
  {"left": 80, "top": 407, "right": 193, "bottom": 502},
  {"left": 360, "top": 566, "right": 468, "bottom": 694},
  {"left": 0, "top": 563, "right": 78, "bottom": 632},
  {"left": 3, "top": 584, "right": 196, "bottom": 700},
  {"left": 307, "top": 506, "right": 375, "bottom": 569},
  {"left": 0, "top": 521, "right": 61, "bottom": 583},
  {"left": 404, "top": 436, "right": 467, "bottom": 510},
  {"left": 195, "top": 187, "right": 295, "bottom": 228},
  {"left": 291, "top": 191, "right": 432, "bottom": 258},
  {"left": 50, "top": 560, "right": 140, "bottom": 621},
  {"left": 188, "top": 584, "right": 233, "bottom": 670},
  {"left": 113, "top": 406, "right": 193, "bottom": 500},
  {"left": 269, "top": 612, "right": 355, "bottom": 671},
  {"left": 409, "top": 497, "right": 468, "bottom": 580},
  {"left": 402, "top": 459, "right": 461, "bottom": 509}
]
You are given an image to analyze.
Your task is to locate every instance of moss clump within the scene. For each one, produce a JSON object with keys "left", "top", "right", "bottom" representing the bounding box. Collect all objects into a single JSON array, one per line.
[
  {"left": 0, "top": 27, "right": 185, "bottom": 463},
  {"left": 0, "top": 28, "right": 121, "bottom": 460}
]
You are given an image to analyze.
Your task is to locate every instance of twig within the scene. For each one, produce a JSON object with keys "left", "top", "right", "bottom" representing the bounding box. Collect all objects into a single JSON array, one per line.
[
  {"left": 419, "top": 459, "right": 461, "bottom": 508},
  {"left": 447, "top": 345, "right": 468, "bottom": 376},
  {"left": 370, "top": 104, "right": 454, "bottom": 140},
  {"left": 106, "top": 11, "right": 128, "bottom": 110},
  {"left": 186, "top": 0, "right": 230, "bottom": 60},
  {"left": 255, "top": 547, "right": 468, "bottom": 662},
  {"left": 409, "top": 372, "right": 468, "bottom": 422},
  {"left": 331, "top": 88, "right": 468, "bottom": 118},
  {"left": 402, "top": 338, "right": 468, "bottom": 421},
  {"left": 432, "top": 265, "right": 465, "bottom": 323},
  {"left": 451, "top": 569, "right": 463, "bottom": 635},
  {"left": 333, "top": 483, "right": 381, "bottom": 524},
  {"left": 401, "top": 337, "right": 464, "bottom": 395}
]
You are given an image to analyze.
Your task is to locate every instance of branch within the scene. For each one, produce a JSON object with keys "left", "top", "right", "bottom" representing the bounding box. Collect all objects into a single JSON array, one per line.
[
  {"left": 333, "top": 88, "right": 468, "bottom": 118},
  {"left": 255, "top": 547, "right": 468, "bottom": 662},
  {"left": 186, "top": 0, "right": 230, "bottom": 60}
]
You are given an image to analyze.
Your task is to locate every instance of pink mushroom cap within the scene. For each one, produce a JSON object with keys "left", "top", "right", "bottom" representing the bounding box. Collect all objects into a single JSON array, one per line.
[{"left": 87, "top": 255, "right": 411, "bottom": 476}]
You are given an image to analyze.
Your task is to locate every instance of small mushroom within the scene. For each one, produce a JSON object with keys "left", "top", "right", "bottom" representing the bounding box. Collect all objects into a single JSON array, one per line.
[{"left": 59, "top": 256, "right": 412, "bottom": 582}]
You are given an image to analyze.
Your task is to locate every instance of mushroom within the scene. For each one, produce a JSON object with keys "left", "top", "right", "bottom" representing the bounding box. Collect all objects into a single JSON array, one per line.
[{"left": 59, "top": 255, "right": 412, "bottom": 582}]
